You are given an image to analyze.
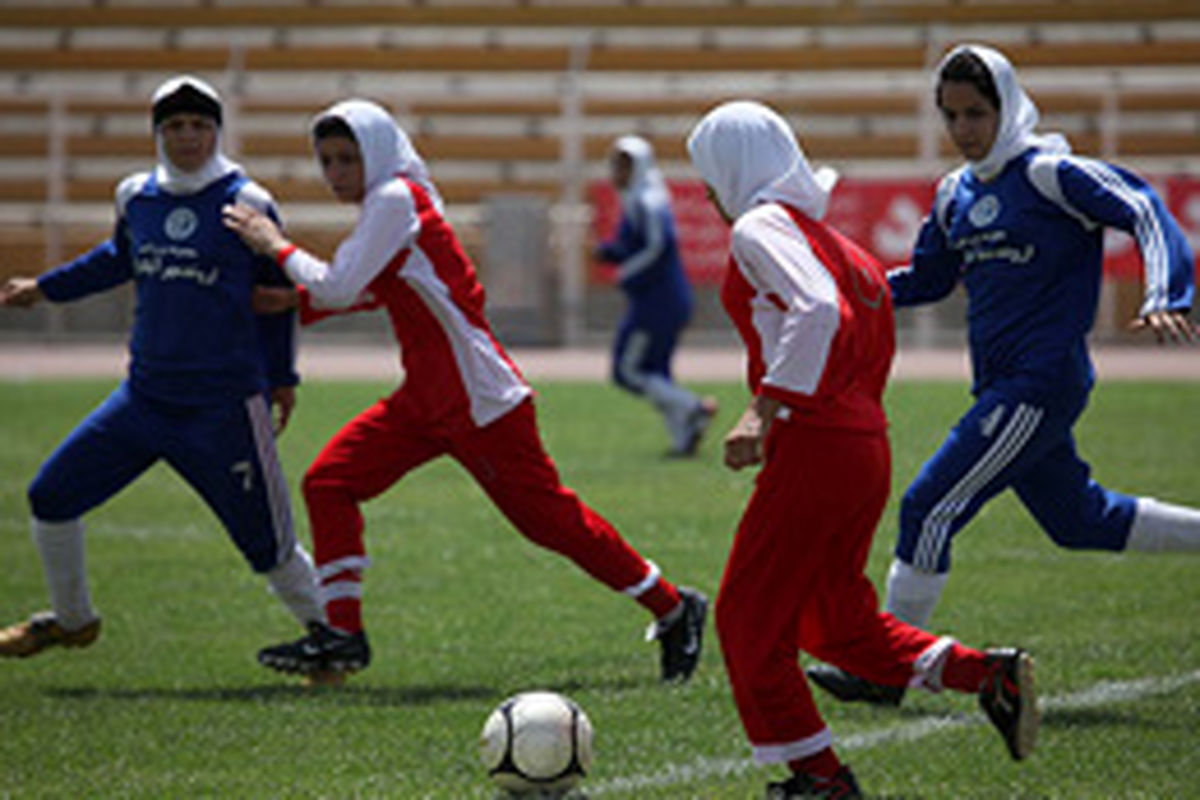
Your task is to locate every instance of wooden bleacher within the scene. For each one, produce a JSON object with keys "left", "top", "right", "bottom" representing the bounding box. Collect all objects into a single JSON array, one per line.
[
  {"left": 0, "top": 1, "right": 1196, "bottom": 29},
  {"left": 2, "top": 0, "right": 1199, "bottom": 288},
  {"left": 1, "top": 37, "right": 1198, "bottom": 76}
]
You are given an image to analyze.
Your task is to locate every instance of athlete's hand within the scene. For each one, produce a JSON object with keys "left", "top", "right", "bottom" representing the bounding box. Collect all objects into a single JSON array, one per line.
[
  {"left": 270, "top": 385, "right": 296, "bottom": 435},
  {"left": 1, "top": 277, "right": 43, "bottom": 308},
  {"left": 253, "top": 286, "right": 299, "bottom": 315},
  {"left": 222, "top": 203, "right": 289, "bottom": 259},
  {"left": 723, "top": 395, "right": 781, "bottom": 471},
  {"left": 1129, "top": 309, "right": 1198, "bottom": 344}
]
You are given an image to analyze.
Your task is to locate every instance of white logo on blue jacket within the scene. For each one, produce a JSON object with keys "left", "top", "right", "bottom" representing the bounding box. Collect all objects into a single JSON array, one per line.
[
  {"left": 164, "top": 207, "right": 198, "bottom": 241},
  {"left": 968, "top": 195, "right": 1001, "bottom": 228}
]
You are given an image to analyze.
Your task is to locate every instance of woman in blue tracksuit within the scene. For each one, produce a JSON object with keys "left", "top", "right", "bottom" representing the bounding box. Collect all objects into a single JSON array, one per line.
[
  {"left": 0, "top": 76, "right": 322, "bottom": 662},
  {"left": 593, "top": 136, "right": 716, "bottom": 456},
  {"left": 809, "top": 43, "right": 1200, "bottom": 707}
]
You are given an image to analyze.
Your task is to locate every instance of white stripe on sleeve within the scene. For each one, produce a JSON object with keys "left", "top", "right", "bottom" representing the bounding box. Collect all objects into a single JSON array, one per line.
[
  {"left": 1071, "top": 159, "right": 1170, "bottom": 313},
  {"left": 617, "top": 199, "right": 667, "bottom": 284}
]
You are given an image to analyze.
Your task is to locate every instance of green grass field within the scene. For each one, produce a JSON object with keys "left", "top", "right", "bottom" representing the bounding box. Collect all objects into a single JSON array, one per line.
[{"left": 2, "top": 377, "right": 1198, "bottom": 798}]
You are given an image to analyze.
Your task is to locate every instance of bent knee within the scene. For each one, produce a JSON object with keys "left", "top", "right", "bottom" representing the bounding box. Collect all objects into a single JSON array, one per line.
[
  {"left": 611, "top": 363, "right": 646, "bottom": 394},
  {"left": 301, "top": 460, "right": 350, "bottom": 493},
  {"left": 27, "top": 474, "right": 73, "bottom": 521}
]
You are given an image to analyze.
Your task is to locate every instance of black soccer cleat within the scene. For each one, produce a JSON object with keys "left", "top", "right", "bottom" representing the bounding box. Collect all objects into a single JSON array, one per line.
[
  {"left": 766, "top": 765, "right": 862, "bottom": 799},
  {"left": 258, "top": 621, "right": 371, "bottom": 677},
  {"left": 979, "top": 647, "right": 1038, "bottom": 761},
  {"left": 806, "top": 664, "right": 906, "bottom": 707},
  {"left": 652, "top": 587, "right": 708, "bottom": 682}
]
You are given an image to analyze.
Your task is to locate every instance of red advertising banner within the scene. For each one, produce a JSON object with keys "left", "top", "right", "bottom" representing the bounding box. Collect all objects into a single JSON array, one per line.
[
  {"left": 589, "top": 181, "right": 732, "bottom": 286},
  {"left": 589, "top": 176, "right": 1200, "bottom": 286}
]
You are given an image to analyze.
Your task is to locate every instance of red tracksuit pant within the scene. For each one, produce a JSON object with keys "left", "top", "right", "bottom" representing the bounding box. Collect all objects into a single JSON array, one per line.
[
  {"left": 716, "top": 418, "right": 944, "bottom": 764},
  {"left": 301, "top": 394, "right": 668, "bottom": 620}
]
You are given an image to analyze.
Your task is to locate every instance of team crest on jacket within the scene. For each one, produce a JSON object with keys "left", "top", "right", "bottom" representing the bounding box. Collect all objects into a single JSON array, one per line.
[
  {"left": 164, "top": 207, "right": 199, "bottom": 241},
  {"left": 967, "top": 195, "right": 1000, "bottom": 228}
]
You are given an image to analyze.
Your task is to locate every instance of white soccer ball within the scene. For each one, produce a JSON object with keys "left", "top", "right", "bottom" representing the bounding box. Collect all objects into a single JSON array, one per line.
[{"left": 479, "top": 690, "right": 593, "bottom": 796}]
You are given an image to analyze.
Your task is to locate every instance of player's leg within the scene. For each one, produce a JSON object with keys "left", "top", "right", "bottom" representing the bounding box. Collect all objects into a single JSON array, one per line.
[
  {"left": 2, "top": 385, "right": 157, "bottom": 657},
  {"left": 163, "top": 395, "right": 339, "bottom": 683},
  {"left": 792, "top": 426, "right": 1037, "bottom": 762},
  {"left": 808, "top": 387, "right": 1057, "bottom": 705},
  {"left": 714, "top": 422, "right": 950, "bottom": 792},
  {"left": 1127, "top": 497, "right": 1200, "bottom": 551},
  {"left": 1012, "top": 414, "right": 1200, "bottom": 553},
  {"left": 1011, "top": 429, "right": 1200, "bottom": 554},
  {"left": 453, "top": 398, "right": 707, "bottom": 681},
  {"left": 887, "top": 388, "right": 1064, "bottom": 625},
  {"left": 794, "top": 430, "right": 938, "bottom": 683},
  {"left": 259, "top": 395, "right": 443, "bottom": 678},
  {"left": 165, "top": 394, "right": 323, "bottom": 626},
  {"left": 613, "top": 318, "right": 715, "bottom": 456},
  {"left": 715, "top": 420, "right": 850, "bottom": 783},
  {"left": 302, "top": 395, "right": 442, "bottom": 627},
  {"left": 641, "top": 320, "right": 717, "bottom": 456},
  {"left": 1011, "top": 431, "right": 1135, "bottom": 553}
]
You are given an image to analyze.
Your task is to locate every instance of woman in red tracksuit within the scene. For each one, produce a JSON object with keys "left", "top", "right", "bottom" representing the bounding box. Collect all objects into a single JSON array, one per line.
[
  {"left": 687, "top": 100, "right": 1037, "bottom": 798},
  {"left": 223, "top": 98, "right": 706, "bottom": 685}
]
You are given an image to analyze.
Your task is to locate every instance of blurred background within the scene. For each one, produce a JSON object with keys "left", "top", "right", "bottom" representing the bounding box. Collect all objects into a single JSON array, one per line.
[{"left": 0, "top": 0, "right": 1197, "bottom": 353}]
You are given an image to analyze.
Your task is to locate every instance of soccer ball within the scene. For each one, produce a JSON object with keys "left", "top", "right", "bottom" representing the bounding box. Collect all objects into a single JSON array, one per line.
[{"left": 479, "top": 691, "right": 593, "bottom": 796}]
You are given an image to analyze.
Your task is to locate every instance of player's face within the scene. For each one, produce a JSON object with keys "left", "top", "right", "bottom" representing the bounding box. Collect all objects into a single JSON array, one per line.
[
  {"left": 316, "top": 136, "right": 366, "bottom": 203},
  {"left": 938, "top": 81, "right": 1000, "bottom": 162},
  {"left": 610, "top": 152, "right": 633, "bottom": 190},
  {"left": 159, "top": 113, "right": 218, "bottom": 173}
]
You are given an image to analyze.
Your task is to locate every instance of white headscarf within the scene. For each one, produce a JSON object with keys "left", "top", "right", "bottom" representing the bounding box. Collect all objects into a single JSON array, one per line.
[
  {"left": 686, "top": 100, "right": 838, "bottom": 222},
  {"left": 311, "top": 99, "right": 443, "bottom": 212},
  {"left": 611, "top": 135, "right": 671, "bottom": 218},
  {"left": 150, "top": 75, "right": 240, "bottom": 195},
  {"left": 938, "top": 44, "right": 1071, "bottom": 181}
]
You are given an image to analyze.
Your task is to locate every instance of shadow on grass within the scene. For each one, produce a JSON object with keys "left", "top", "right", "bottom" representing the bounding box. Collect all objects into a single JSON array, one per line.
[
  {"left": 43, "top": 671, "right": 662, "bottom": 706},
  {"left": 543, "top": 674, "right": 658, "bottom": 696},
  {"left": 44, "top": 682, "right": 497, "bottom": 707},
  {"left": 1042, "top": 705, "right": 1198, "bottom": 732}
]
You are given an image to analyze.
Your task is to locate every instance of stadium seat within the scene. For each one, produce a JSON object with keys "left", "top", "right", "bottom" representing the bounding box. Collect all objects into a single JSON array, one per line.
[{"left": 0, "top": 0, "right": 1197, "bottom": 302}]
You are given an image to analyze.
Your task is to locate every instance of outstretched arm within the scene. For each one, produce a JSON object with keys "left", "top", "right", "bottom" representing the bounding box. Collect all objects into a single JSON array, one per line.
[
  {"left": 225, "top": 182, "right": 417, "bottom": 309},
  {"left": 1, "top": 277, "right": 44, "bottom": 308},
  {"left": 1053, "top": 157, "right": 1197, "bottom": 344}
]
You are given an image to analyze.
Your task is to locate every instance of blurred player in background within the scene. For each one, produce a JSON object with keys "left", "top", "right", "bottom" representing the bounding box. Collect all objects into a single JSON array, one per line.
[
  {"left": 687, "top": 99, "right": 1037, "bottom": 799},
  {"left": 0, "top": 76, "right": 324, "bottom": 661},
  {"left": 592, "top": 135, "right": 717, "bottom": 456},
  {"left": 808, "top": 43, "right": 1200, "bottom": 709},
  {"left": 222, "top": 99, "right": 707, "bottom": 684}
]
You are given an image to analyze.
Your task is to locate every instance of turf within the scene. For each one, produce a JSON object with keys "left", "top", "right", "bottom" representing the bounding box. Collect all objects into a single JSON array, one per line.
[{"left": 1, "top": 377, "right": 1197, "bottom": 798}]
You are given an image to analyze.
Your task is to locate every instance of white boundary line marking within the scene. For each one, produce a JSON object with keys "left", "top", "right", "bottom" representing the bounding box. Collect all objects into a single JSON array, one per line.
[{"left": 590, "top": 669, "right": 1200, "bottom": 794}]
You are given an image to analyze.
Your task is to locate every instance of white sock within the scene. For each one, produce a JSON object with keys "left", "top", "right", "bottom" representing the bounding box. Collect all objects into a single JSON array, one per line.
[
  {"left": 1126, "top": 497, "right": 1200, "bottom": 553},
  {"left": 266, "top": 544, "right": 326, "bottom": 626},
  {"left": 911, "top": 635, "right": 957, "bottom": 692},
  {"left": 644, "top": 375, "right": 700, "bottom": 450},
  {"left": 32, "top": 517, "right": 97, "bottom": 630},
  {"left": 884, "top": 559, "right": 948, "bottom": 629}
]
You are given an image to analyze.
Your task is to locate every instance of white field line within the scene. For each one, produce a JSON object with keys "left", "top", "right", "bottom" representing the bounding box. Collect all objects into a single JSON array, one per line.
[{"left": 590, "top": 669, "right": 1200, "bottom": 795}]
